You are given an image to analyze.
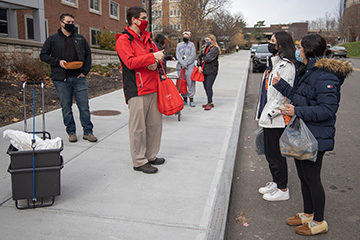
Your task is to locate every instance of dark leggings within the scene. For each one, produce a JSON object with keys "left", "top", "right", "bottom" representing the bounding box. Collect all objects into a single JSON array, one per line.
[
  {"left": 263, "top": 128, "right": 288, "bottom": 189},
  {"left": 203, "top": 74, "right": 217, "bottom": 104},
  {"left": 295, "top": 151, "right": 325, "bottom": 222}
]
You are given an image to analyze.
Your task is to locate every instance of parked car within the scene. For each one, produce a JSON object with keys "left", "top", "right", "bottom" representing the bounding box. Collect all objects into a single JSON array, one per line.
[
  {"left": 250, "top": 44, "right": 258, "bottom": 57},
  {"left": 252, "top": 44, "right": 272, "bottom": 73},
  {"left": 330, "top": 46, "right": 347, "bottom": 58}
]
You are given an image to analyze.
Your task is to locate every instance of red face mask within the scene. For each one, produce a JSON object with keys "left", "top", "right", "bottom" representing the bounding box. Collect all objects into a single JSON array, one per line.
[{"left": 135, "top": 18, "right": 148, "bottom": 32}]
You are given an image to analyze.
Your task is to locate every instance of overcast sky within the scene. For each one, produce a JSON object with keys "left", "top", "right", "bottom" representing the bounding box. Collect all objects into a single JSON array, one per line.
[{"left": 229, "top": 0, "right": 341, "bottom": 27}]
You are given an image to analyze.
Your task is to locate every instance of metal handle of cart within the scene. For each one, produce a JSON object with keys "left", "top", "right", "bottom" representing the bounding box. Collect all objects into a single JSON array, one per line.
[{"left": 22, "top": 81, "right": 50, "bottom": 139}]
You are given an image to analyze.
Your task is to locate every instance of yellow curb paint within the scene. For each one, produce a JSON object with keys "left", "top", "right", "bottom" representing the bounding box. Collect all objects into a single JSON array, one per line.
[{"left": 353, "top": 68, "right": 360, "bottom": 72}]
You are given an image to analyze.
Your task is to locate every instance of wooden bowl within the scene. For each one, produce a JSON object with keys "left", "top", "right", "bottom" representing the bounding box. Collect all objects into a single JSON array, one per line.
[{"left": 64, "top": 61, "right": 83, "bottom": 69}]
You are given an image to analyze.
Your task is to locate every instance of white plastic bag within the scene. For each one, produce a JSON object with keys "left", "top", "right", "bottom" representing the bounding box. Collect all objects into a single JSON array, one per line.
[
  {"left": 255, "top": 128, "right": 264, "bottom": 155},
  {"left": 279, "top": 116, "right": 318, "bottom": 162},
  {"left": 3, "top": 129, "right": 62, "bottom": 151}
]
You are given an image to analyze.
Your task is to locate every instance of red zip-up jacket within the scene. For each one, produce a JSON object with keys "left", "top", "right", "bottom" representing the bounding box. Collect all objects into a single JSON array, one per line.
[{"left": 115, "top": 26, "right": 160, "bottom": 103}]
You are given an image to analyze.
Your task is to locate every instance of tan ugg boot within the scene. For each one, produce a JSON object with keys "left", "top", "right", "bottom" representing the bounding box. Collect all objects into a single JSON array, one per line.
[
  {"left": 295, "top": 220, "right": 328, "bottom": 235},
  {"left": 286, "top": 213, "right": 313, "bottom": 226}
]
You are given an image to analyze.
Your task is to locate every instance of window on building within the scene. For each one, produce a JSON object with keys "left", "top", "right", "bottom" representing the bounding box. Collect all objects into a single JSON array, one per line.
[
  {"left": 143, "top": 0, "right": 146, "bottom": 9},
  {"left": 152, "top": 24, "right": 163, "bottom": 31},
  {"left": 0, "top": 8, "right": 8, "bottom": 35},
  {"left": 90, "top": 27, "right": 101, "bottom": 46},
  {"left": 152, "top": 10, "right": 162, "bottom": 17},
  {"left": 25, "top": 15, "right": 48, "bottom": 40},
  {"left": 61, "top": 0, "right": 78, "bottom": 7},
  {"left": 90, "top": 0, "right": 101, "bottom": 14},
  {"left": 110, "top": 1, "right": 119, "bottom": 19},
  {"left": 170, "top": 24, "right": 181, "bottom": 31},
  {"left": 170, "top": 9, "right": 180, "bottom": 17},
  {"left": 169, "top": 0, "right": 181, "bottom": 2},
  {"left": 125, "top": 6, "right": 129, "bottom": 23},
  {"left": 74, "top": 24, "right": 79, "bottom": 34}
]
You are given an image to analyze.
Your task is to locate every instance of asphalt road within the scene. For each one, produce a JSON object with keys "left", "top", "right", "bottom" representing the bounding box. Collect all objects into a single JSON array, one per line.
[{"left": 224, "top": 58, "right": 360, "bottom": 240}]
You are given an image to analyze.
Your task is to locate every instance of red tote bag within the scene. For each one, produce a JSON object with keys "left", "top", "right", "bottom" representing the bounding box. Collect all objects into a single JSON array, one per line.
[
  {"left": 191, "top": 65, "right": 204, "bottom": 82},
  {"left": 158, "top": 65, "right": 184, "bottom": 116},
  {"left": 176, "top": 68, "right": 188, "bottom": 94}
]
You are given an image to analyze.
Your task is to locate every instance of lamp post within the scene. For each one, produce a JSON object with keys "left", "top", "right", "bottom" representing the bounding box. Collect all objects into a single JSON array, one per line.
[{"left": 149, "top": 0, "right": 152, "bottom": 34}]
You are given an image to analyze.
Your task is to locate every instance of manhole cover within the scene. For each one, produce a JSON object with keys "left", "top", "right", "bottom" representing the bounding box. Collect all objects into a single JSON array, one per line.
[{"left": 91, "top": 110, "right": 121, "bottom": 116}]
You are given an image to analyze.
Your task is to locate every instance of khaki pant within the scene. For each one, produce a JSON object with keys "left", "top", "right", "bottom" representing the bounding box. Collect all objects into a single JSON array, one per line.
[{"left": 128, "top": 92, "right": 162, "bottom": 167}]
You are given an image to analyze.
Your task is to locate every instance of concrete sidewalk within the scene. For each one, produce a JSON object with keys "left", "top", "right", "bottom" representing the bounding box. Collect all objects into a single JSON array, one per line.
[{"left": 0, "top": 51, "right": 250, "bottom": 240}]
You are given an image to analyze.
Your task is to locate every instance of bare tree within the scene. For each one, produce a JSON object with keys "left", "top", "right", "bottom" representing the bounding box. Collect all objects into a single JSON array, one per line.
[
  {"left": 179, "top": 0, "right": 230, "bottom": 41},
  {"left": 213, "top": 10, "right": 246, "bottom": 48}
]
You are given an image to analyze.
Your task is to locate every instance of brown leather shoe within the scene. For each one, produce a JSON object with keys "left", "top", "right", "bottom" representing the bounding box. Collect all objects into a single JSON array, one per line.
[
  {"left": 295, "top": 220, "right": 328, "bottom": 236},
  {"left": 133, "top": 163, "right": 158, "bottom": 174},
  {"left": 149, "top": 157, "right": 165, "bottom": 165},
  {"left": 286, "top": 213, "right": 313, "bottom": 226},
  {"left": 68, "top": 133, "right": 77, "bottom": 142},
  {"left": 83, "top": 133, "right": 98, "bottom": 142}
]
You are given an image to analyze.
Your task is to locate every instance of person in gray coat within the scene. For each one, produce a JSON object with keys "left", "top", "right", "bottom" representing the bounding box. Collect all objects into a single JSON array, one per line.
[{"left": 176, "top": 31, "right": 196, "bottom": 107}]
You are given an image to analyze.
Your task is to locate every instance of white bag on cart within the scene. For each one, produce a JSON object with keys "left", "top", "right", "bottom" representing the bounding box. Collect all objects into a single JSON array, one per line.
[{"left": 3, "top": 129, "right": 62, "bottom": 151}]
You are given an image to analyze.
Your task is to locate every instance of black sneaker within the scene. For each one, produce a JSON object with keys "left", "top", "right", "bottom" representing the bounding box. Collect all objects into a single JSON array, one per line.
[
  {"left": 133, "top": 163, "right": 158, "bottom": 174},
  {"left": 149, "top": 157, "right": 165, "bottom": 165}
]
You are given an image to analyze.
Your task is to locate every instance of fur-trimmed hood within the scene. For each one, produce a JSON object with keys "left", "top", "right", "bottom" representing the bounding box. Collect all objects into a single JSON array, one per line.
[{"left": 313, "top": 58, "right": 352, "bottom": 84}]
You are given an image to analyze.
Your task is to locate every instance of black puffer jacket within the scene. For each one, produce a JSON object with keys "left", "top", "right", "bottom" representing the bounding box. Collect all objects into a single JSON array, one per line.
[
  {"left": 40, "top": 28, "right": 92, "bottom": 81},
  {"left": 274, "top": 57, "right": 352, "bottom": 151},
  {"left": 197, "top": 45, "right": 219, "bottom": 75}
]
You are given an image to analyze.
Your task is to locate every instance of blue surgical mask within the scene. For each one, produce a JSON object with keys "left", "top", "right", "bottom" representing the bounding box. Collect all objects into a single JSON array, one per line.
[
  {"left": 295, "top": 50, "right": 303, "bottom": 63},
  {"left": 206, "top": 41, "right": 211, "bottom": 46}
]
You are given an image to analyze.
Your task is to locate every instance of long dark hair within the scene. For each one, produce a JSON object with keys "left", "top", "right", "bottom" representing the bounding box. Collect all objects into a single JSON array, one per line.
[
  {"left": 155, "top": 33, "right": 166, "bottom": 46},
  {"left": 300, "top": 33, "right": 327, "bottom": 59},
  {"left": 274, "top": 31, "right": 295, "bottom": 64}
]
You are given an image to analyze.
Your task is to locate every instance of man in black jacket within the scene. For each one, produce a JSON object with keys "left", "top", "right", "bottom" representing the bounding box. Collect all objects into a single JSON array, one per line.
[{"left": 40, "top": 13, "right": 97, "bottom": 143}]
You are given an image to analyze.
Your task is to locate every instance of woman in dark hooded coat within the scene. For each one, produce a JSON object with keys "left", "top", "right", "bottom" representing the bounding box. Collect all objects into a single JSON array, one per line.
[{"left": 272, "top": 33, "right": 352, "bottom": 236}]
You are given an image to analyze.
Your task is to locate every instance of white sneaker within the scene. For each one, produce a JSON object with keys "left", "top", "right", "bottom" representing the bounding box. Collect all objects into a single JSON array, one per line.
[
  {"left": 263, "top": 188, "right": 290, "bottom": 201},
  {"left": 258, "top": 182, "right": 277, "bottom": 194}
]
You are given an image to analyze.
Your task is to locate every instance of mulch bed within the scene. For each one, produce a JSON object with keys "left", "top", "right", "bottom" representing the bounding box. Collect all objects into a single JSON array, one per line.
[{"left": 0, "top": 69, "right": 123, "bottom": 128}]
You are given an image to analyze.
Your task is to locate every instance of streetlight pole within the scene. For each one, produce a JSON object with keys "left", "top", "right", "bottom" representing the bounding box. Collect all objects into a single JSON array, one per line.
[{"left": 149, "top": 0, "right": 152, "bottom": 34}]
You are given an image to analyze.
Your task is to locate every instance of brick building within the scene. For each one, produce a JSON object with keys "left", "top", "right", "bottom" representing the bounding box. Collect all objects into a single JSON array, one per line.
[
  {"left": 342, "top": 0, "right": 360, "bottom": 41},
  {"left": 0, "top": 0, "right": 147, "bottom": 46},
  {"left": 245, "top": 22, "right": 308, "bottom": 44}
]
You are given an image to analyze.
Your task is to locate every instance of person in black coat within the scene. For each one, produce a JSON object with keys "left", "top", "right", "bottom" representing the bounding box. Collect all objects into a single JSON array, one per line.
[
  {"left": 272, "top": 33, "right": 352, "bottom": 236},
  {"left": 40, "top": 13, "right": 97, "bottom": 143},
  {"left": 153, "top": 33, "right": 175, "bottom": 79},
  {"left": 197, "top": 34, "right": 220, "bottom": 111}
]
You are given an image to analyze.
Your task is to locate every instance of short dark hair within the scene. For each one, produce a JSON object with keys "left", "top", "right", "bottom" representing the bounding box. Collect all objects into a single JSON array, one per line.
[
  {"left": 155, "top": 33, "right": 166, "bottom": 45},
  {"left": 126, "top": 6, "right": 146, "bottom": 26},
  {"left": 300, "top": 33, "right": 327, "bottom": 59},
  {"left": 274, "top": 31, "right": 296, "bottom": 64},
  {"left": 60, "top": 13, "right": 75, "bottom": 21}
]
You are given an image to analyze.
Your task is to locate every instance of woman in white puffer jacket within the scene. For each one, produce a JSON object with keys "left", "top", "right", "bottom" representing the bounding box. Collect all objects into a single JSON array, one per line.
[{"left": 255, "top": 31, "right": 296, "bottom": 201}]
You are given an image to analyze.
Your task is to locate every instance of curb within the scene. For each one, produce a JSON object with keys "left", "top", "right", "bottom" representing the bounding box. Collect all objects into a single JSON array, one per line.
[{"left": 201, "top": 56, "right": 251, "bottom": 240}]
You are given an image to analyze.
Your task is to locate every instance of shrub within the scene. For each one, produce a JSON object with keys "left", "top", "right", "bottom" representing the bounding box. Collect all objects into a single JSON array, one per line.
[
  {"left": 9, "top": 52, "right": 46, "bottom": 81},
  {"left": 0, "top": 53, "right": 8, "bottom": 76},
  {"left": 91, "top": 64, "right": 111, "bottom": 77},
  {"left": 95, "top": 31, "right": 118, "bottom": 51}
]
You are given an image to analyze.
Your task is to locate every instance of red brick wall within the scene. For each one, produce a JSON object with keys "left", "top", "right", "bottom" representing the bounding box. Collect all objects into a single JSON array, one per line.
[{"left": 16, "top": 0, "right": 144, "bottom": 45}]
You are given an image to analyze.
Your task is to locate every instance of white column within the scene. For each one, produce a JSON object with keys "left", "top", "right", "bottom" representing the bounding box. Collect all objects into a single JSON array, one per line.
[
  {"left": 32, "top": 0, "right": 46, "bottom": 42},
  {"left": 8, "top": 9, "right": 18, "bottom": 39}
]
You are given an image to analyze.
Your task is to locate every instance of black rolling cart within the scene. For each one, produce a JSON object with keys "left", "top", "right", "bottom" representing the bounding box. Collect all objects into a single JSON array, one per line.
[{"left": 6, "top": 81, "right": 64, "bottom": 209}]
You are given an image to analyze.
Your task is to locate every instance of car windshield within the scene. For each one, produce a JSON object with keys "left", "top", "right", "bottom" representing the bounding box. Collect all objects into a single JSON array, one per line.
[
  {"left": 332, "top": 46, "right": 345, "bottom": 50},
  {"left": 256, "top": 45, "right": 270, "bottom": 53},
  {"left": 251, "top": 46, "right": 258, "bottom": 51}
]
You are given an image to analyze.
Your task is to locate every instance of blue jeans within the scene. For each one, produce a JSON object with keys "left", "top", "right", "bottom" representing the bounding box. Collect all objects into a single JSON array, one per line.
[{"left": 53, "top": 77, "right": 93, "bottom": 135}]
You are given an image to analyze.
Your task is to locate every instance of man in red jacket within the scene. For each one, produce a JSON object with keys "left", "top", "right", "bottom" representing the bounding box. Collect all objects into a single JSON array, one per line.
[{"left": 116, "top": 6, "right": 165, "bottom": 174}]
